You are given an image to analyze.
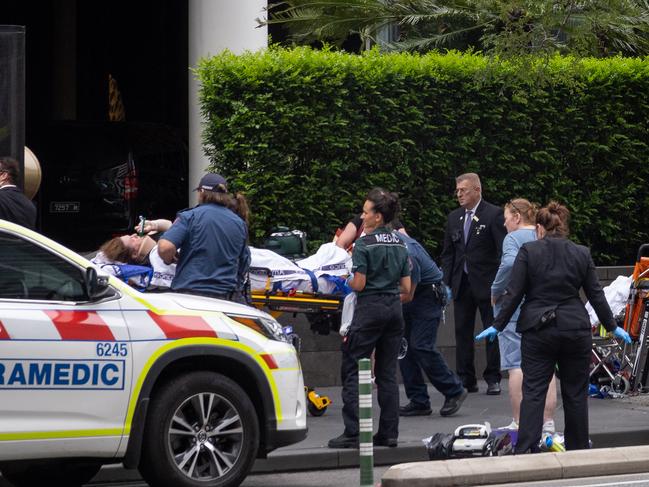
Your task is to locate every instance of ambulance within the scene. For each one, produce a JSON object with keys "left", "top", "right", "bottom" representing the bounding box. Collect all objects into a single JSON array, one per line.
[{"left": 0, "top": 220, "right": 307, "bottom": 487}]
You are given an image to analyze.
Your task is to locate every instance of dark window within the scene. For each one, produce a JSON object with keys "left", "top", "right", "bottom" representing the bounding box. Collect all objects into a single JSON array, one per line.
[{"left": 0, "top": 232, "right": 87, "bottom": 301}]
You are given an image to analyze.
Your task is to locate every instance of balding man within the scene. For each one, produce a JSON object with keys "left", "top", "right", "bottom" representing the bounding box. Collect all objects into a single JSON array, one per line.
[{"left": 440, "top": 173, "right": 506, "bottom": 395}]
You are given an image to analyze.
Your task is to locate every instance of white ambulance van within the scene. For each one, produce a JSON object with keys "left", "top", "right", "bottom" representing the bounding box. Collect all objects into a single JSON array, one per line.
[{"left": 0, "top": 220, "right": 307, "bottom": 487}]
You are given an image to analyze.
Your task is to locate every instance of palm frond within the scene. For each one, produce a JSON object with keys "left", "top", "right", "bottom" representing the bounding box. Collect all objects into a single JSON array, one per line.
[
  {"left": 262, "top": 0, "right": 649, "bottom": 57},
  {"left": 385, "top": 20, "right": 494, "bottom": 51}
]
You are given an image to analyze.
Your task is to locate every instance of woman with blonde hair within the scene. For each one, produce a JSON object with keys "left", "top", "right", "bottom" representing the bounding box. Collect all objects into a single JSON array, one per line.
[{"left": 490, "top": 199, "right": 557, "bottom": 433}]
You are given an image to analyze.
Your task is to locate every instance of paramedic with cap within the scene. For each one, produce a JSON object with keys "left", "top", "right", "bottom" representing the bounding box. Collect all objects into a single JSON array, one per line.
[{"left": 158, "top": 173, "right": 250, "bottom": 302}]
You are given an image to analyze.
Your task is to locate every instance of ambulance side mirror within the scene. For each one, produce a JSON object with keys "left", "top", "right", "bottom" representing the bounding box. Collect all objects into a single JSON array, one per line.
[{"left": 85, "top": 266, "right": 110, "bottom": 300}]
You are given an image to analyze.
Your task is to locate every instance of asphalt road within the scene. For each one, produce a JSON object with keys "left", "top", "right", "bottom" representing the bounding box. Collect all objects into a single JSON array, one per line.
[
  {"left": 78, "top": 469, "right": 649, "bottom": 487},
  {"left": 82, "top": 467, "right": 391, "bottom": 487},
  {"left": 2, "top": 466, "right": 648, "bottom": 487},
  {"left": 482, "top": 472, "right": 649, "bottom": 487}
]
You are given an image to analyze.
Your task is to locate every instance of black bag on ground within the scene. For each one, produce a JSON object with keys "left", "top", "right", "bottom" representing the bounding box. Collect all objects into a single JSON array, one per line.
[{"left": 426, "top": 433, "right": 455, "bottom": 460}]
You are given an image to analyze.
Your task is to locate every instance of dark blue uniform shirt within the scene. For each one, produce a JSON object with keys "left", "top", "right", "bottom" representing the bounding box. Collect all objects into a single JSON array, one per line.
[
  {"left": 400, "top": 233, "right": 443, "bottom": 287},
  {"left": 162, "top": 203, "right": 250, "bottom": 295}
]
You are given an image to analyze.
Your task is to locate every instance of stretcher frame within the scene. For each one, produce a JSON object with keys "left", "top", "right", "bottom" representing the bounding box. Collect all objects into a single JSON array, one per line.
[
  {"left": 248, "top": 267, "right": 344, "bottom": 416},
  {"left": 248, "top": 266, "right": 345, "bottom": 317},
  {"left": 591, "top": 244, "right": 649, "bottom": 394},
  {"left": 250, "top": 290, "right": 344, "bottom": 315}
]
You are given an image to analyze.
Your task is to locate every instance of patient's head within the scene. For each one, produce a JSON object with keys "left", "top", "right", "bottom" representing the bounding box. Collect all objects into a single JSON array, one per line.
[
  {"left": 100, "top": 234, "right": 155, "bottom": 264},
  {"left": 99, "top": 237, "right": 130, "bottom": 263}
]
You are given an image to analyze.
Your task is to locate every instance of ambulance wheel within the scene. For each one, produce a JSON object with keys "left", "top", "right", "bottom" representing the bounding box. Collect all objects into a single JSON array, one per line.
[
  {"left": 0, "top": 460, "right": 101, "bottom": 487},
  {"left": 140, "top": 371, "right": 259, "bottom": 487},
  {"left": 308, "top": 402, "right": 327, "bottom": 416},
  {"left": 612, "top": 375, "right": 630, "bottom": 394}
]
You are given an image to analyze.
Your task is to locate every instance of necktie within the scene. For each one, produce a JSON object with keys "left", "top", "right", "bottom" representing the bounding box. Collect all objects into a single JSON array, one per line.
[{"left": 463, "top": 210, "right": 472, "bottom": 243}]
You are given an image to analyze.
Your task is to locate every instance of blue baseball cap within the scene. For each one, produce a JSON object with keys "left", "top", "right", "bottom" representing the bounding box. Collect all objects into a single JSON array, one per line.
[{"left": 194, "top": 173, "right": 227, "bottom": 192}]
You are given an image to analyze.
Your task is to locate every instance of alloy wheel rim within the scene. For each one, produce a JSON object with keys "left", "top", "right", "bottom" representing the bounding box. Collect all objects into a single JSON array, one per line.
[{"left": 167, "top": 392, "right": 244, "bottom": 481}]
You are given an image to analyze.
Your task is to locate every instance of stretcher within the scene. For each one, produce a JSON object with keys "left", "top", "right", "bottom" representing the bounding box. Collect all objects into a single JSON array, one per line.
[
  {"left": 249, "top": 266, "right": 347, "bottom": 334},
  {"left": 590, "top": 244, "right": 649, "bottom": 395},
  {"left": 249, "top": 266, "right": 348, "bottom": 416},
  {"left": 250, "top": 289, "right": 344, "bottom": 315}
]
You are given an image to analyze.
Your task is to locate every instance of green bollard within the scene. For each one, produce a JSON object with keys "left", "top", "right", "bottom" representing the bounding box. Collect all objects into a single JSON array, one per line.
[{"left": 359, "top": 357, "right": 373, "bottom": 487}]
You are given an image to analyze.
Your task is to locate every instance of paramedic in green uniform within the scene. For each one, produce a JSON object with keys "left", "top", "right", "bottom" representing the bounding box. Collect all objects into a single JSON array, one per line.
[{"left": 328, "top": 188, "right": 411, "bottom": 449}]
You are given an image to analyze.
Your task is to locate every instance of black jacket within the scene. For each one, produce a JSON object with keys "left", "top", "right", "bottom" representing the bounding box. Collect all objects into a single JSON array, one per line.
[
  {"left": 0, "top": 186, "right": 36, "bottom": 230},
  {"left": 440, "top": 199, "right": 506, "bottom": 301},
  {"left": 492, "top": 236, "right": 617, "bottom": 333}
]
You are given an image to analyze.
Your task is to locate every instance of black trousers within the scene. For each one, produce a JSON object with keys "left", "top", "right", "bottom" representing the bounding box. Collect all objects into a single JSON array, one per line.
[
  {"left": 516, "top": 324, "right": 591, "bottom": 453},
  {"left": 454, "top": 273, "right": 501, "bottom": 387},
  {"left": 341, "top": 293, "right": 404, "bottom": 439}
]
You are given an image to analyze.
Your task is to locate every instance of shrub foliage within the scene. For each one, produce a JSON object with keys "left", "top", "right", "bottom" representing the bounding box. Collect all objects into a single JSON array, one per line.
[{"left": 197, "top": 48, "right": 649, "bottom": 264}]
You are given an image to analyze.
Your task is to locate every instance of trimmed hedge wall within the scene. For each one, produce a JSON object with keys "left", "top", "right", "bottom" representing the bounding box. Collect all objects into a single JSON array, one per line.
[{"left": 197, "top": 48, "right": 649, "bottom": 264}]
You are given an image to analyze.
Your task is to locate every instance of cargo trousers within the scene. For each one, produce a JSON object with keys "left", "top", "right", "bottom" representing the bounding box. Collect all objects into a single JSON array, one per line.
[{"left": 341, "top": 293, "right": 404, "bottom": 440}]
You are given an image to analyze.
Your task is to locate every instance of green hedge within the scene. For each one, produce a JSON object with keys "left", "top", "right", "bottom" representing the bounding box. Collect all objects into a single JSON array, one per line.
[{"left": 197, "top": 48, "right": 649, "bottom": 265}]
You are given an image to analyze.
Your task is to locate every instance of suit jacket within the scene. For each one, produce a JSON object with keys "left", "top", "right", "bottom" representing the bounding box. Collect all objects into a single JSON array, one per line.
[
  {"left": 440, "top": 199, "right": 506, "bottom": 301},
  {"left": 0, "top": 186, "right": 36, "bottom": 230},
  {"left": 492, "top": 236, "right": 617, "bottom": 333}
]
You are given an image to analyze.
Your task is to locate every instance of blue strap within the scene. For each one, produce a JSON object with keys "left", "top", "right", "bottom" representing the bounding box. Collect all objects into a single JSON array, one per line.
[
  {"left": 271, "top": 269, "right": 319, "bottom": 293},
  {"left": 111, "top": 264, "right": 153, "bottom": 291},
  {"left": 321, "top": 275, "right": 351, "bottom": 295},
  {"left": 301, "top": 268, "right": 319, "bottom": 293}
]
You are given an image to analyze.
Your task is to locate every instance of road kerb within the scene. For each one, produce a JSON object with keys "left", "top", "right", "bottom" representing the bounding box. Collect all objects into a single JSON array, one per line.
[{"left": 381, "top": 445, "right": 649, "bottom": 487}]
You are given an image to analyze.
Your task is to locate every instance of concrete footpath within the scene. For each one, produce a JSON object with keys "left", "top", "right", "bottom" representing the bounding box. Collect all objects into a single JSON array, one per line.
[{"left": 91, "top": 380, "right": 649, "bottom": 484}]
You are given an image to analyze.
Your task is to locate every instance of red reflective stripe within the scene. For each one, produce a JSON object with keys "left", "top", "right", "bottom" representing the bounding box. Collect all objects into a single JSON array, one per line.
[
  {"left": 0, "top": 320, "right": 9, "bottom": 340},
  {"left": 147, "top": 311, "right": 217, "bottom": 339},
  {"left": 260, "top": 353, "right": 278, "bottom": 370},
  {"left": 44, "top": 310, "right": 115, "bottom": 341}
]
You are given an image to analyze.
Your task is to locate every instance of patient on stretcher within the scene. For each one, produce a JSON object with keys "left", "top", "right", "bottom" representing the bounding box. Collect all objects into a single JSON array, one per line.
[
  {"left": 92, "top": 233, "right": 175, "bottom": 290},
  {"left": 92, "top": 232, "right": 351, "bottom": 296}
]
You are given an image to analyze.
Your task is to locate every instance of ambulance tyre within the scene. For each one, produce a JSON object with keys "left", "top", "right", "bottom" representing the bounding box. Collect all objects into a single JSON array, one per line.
[
  {"left": 0, "top": 460, "right": 101, "bottom": 487},
  {"left": 140, "top": 371, "right": 260, "bottom": 487}
]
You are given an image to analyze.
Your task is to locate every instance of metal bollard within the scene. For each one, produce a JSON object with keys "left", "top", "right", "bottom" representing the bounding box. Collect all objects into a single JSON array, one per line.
[{"left": 359, "top": 357, "right": 373, "bottom": 487}]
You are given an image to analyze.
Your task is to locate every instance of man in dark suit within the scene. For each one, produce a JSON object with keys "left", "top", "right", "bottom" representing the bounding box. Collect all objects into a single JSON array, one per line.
[
  {"left": 440, "top": 173, "right": 506, "bottom": 394},
  {"left": 0, "top": 157, "right": 36, "bottom": 230}
]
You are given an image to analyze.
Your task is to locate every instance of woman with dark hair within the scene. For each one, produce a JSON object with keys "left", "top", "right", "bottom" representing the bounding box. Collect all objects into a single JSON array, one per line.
[
  {"left": 328, "top": 188, "right": 411, "bottom": 449},
  {"left": 335, "top": 214, "right": 406, "bottom": 251},
  {"left": 477, "top": 201, "right": 631, "bottom": 453}
]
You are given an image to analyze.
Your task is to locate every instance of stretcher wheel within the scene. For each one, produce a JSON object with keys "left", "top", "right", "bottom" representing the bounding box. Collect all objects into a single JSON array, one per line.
[
  {"left": 308, "top": 402, "right": 327, "bottom": 416},
  {"left": 612, "top": 374, "right": 631, "bottom": 394}
]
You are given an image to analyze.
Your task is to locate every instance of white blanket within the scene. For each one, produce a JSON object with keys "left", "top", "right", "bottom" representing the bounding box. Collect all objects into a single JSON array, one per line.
[
  {"left": 92, "top": 247, "right": 176, "bottom": 290},
  {"left": 585, "top": 275, "right": 632, "bottom": 326},
  {"left": 250, "top": 243, "right": 351, "bottom": 294}
]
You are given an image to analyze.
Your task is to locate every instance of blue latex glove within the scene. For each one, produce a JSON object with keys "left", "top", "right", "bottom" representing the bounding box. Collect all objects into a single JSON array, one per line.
[
  {"left": 345, "top": 273, "right": 354, "bottom": 287},
  {"left": 444, "top": 284, "right": 453, "bottom": 303},
  {"left": 613, "top": 326, "right": 632, "bottom": 344},
  {"left": 475, "top": 326, "right": 499, "bottom": 342}
]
